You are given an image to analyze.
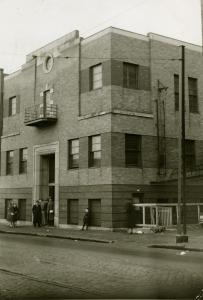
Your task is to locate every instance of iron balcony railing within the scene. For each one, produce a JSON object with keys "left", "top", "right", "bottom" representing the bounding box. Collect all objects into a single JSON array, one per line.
[{"left": 24, "top": 103, "right": 57, "bottom": 125}]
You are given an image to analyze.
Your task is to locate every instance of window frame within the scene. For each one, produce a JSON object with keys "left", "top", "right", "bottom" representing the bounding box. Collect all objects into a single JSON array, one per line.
[
  {"left": 90, "top": 64, "right": 102, "bottom": 90},
  {"left": 8, "top": 96, "right": 17, "bottom": 117},
  {"left": 123, "top": 62, "right": 139, "bottom": 90},
  {"left": 188, "top": 77, "right": 198, "bottom": 113},
  {"left": 185, "top": 139, "right": 195, "bottom": 171},
  {"left": 6, "top": 150, "right": 14, "bottom": 175},
  {"left": 174, "top": 74, "right": 179, "bottom": 111},
  {"left": 19, "top": 148, "right": 28, "bottom": 174},
  {"left": 68, "top": 139, "right": 79, "bottom": 169},
  {"left": 125, "top": 134, "right": 142, "bottom": 168},
  {"left": 89, "top": 135, "right": 101, "bottom": 168}
]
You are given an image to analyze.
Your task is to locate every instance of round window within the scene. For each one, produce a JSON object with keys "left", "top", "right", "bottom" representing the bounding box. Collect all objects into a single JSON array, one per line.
[{"left": 43, "top": 54, "right": 54, "bottom": 73}]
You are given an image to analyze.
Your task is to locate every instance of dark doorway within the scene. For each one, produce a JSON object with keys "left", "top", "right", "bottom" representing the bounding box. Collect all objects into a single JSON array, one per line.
[
  {"left": 18, "top": 199, "right": 26, "bottom": 221},
  {"left": 67, "top": 199, "right": 78, "bottom": 225},
  {"left": 4, "top": 199, "right": 12, "bottom": 219},
  {"left": 89, "top": 199, "right": 101, "bottom": 227}
]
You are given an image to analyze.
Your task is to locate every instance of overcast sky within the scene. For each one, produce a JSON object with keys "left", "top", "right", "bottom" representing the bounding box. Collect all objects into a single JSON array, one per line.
[{"left": 0, "top": 0, "right": 201, "bottom": 73}]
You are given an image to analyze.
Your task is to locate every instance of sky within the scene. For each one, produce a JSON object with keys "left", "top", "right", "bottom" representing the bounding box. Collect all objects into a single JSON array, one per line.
[{"left": 0, "top": 0, "right": 202, "bottom": 74}]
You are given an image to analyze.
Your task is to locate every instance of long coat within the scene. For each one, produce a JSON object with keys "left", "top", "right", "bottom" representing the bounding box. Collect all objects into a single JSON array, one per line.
[
  {"left": 127, "top": 203, "right": 136, "bottom": 228},
  {"left": 32, "top": 204, "right": 42, "bottom": 223},
  {"left": 10, "top": 205, "right": 19, "bottom": 223},
  {"left": 47, "top": 200, "right": 54, "bottom": 221}
]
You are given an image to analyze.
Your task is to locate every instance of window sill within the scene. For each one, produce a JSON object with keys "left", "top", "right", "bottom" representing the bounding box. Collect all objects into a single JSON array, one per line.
[{"left": 90, "top": 87, "right": 102, "bottom": 92}]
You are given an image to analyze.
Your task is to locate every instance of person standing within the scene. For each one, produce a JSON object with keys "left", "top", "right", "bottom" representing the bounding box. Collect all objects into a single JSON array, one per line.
[
  {"left": 82, "top": 208, "right": 89, "bottom": 231},
  {"left": 127, "top": 202, "right": 136, "bottom": 234},
  {"left": 32, "top": 200, "right": 42, "bottom": 227},
  {"left": 41, "top": 199, "right": 48, "bottom": 226},
  {"left": 7, "top": 201, "right": 13, "bottom": 227},
  {"left": 9, "top": 202, "right": 19, "bottom": 228},
  {"left": 47, "top": 197, "right": 54, "bottom": 226}
]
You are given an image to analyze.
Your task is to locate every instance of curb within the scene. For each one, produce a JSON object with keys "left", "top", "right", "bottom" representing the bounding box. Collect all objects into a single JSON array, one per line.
[
  {"left": 148, "top": 244, "right": 203, "bottom": 252},
  {"left": 0, "top": 229, "right": 114, "bottom": 244}
]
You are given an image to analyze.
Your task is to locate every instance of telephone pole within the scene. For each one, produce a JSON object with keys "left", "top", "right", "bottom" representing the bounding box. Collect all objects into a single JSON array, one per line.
[{"left": 176, "top": 45, "right": 188, "bottom": 243}]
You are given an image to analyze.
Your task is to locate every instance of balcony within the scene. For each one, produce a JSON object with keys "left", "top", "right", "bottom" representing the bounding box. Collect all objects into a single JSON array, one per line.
[{"left": 24, "top": 103, "right": 57, "bottom": 126}]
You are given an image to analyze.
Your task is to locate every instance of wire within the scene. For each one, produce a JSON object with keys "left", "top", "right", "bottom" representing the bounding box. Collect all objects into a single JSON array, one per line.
[
  {"left": 29, "top": 54, "right": 181, "bottom": 62},
  {"left": 80, "top": 0, "right": 149, "bottom": 37}
]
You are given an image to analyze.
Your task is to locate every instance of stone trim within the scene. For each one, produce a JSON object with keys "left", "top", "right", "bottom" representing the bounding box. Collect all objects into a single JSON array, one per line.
[
  {"left": 1, "top": 132, "right": 20, "bottom": 139},
  {"left": 33, "top": 141, "right": 59, "bottom": 226},
  {"left": 78, "top": 110, "right": 153, "bottom": 120}
]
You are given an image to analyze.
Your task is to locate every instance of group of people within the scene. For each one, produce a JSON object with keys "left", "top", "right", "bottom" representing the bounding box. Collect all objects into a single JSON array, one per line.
[
  {"left": 32, "top": 198, "right": 54, "bottom": 227},
  {"left": 7, "top": 201, "right": 19, "bottom": 228}
]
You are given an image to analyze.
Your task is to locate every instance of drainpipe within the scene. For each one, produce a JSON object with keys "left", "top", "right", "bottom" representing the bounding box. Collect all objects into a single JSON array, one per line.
[
  {"left": 0, "top": 68, "right": 4, "bottom": 175},
  {"left": 78, "top": 38, "right": 81, "bottom": 117},
  {"left": 32, "top": 55, "right": 37, "bottom": 104}
]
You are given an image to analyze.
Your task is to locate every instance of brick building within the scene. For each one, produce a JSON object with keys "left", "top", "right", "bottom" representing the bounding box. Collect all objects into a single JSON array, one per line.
[{"left": 0, "top": 26, "right": 203, "bottom": 229}]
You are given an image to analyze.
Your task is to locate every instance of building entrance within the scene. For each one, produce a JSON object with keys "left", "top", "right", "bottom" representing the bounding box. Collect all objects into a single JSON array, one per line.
[
  {"left": 33, "top": 142, "right": 59, "bottom": 226},
  {"left": 40, "top": 154, "right": 55, "bottom": 202}
]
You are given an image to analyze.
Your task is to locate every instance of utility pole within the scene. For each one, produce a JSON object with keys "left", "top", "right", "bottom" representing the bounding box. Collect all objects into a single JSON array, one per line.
[{"left": 176, "top": 45, "right": 188, "bottom": 243}]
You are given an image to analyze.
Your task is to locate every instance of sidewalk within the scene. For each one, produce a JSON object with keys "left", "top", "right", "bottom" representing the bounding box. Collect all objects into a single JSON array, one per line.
[{"left": 0, "top": 223, "right": 203, "bottom": 252}]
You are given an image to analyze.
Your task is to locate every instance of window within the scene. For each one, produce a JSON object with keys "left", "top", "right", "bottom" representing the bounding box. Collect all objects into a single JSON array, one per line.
[
  {"left": 185, "top": 140, "right": 195, "bottom": 171},
  {"left": 123, "top": 62, "right": 139, "bottom": 89},
  {"left": 174, "top": 74, "right": 179, "bottom": 111},
  {"left": 19, "top": 148, "right": 28, "bottom": 174},
  {"left": 188, "top": 77, "right": 198, "bottom": 113},
  {"left": 69, "top": 139, "right": 79, "bottom": 169},
  {"left": 91, "top": 64, "right": 102, "bottom": 90},
  {"left": 125, "top": 134, "right": 142, "bottom": 167},
  {"left": 9, "top": 96, "right": 17, "bottom": 116},
  {"left": 6, "top": 150, "right": 14, "bottom": 175},
  {"left": 89, "top": 135, "right": 101, "bottom": 167}
]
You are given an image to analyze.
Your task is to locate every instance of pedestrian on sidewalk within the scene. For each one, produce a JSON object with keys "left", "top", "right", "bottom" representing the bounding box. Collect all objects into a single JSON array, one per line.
[
  {"left": 82, "top": 208, "right": 89, "bottom": 231},
  {"left": 41, "top": 199, "right": 48, "bottom": 226},
  {"left": 7, "top": 201, "right": 13, "bottom": 227},
  {"left": 126, "top": 202, "right": 136, "bottom": 234},
  {"left": 47, "top": 197, "right": 54, "bottom": 226},
  {"left": 9, "top": 202, "right": 19, "bottom": 228},
  {"left": 32, "top": 200, "right": 42, "bottom": 227}
]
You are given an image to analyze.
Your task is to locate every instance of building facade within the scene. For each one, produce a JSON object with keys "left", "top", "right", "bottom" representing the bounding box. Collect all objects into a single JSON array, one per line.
[{"left": 0, "top": 27, "right": 203, "bottom": 229}]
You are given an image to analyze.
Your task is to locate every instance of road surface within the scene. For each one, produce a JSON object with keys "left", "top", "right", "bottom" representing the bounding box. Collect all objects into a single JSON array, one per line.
[{"left": 0, "top": 233, "right": 202, "bottom": 299}]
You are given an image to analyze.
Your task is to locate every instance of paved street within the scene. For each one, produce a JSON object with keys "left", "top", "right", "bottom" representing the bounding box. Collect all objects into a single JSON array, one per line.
[{"left": 0, "top": 233, "right": 203, "bottom": 299}]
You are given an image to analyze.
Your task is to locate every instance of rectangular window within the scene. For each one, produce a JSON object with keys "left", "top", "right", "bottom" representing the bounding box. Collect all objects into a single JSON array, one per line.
[
  {"left": 174, "top": 74, "right": 179, "bottom": 111},
  {"left": 185, "top": 140, "right": 195, "bottom": 171},
  {"left": 6, "top": 150, "right": 14, "bottom": 175},
  {"left": 19, "top": 148, "right": 28, "bottom": 174},
  {"left": 9, "top": 96, "right": 17, "bottom": 116},
  {"left": 188, "top": 77, "right": 198, "bottom": 113},
  {"left": 89, "top": 135, "right": 101, "bottom": 167},
  {"left": 125, "top": 134, "right": 142, "bottom": 167},
  {"left": 69, "top": 139, "right": 79, "bottom": 169},
  {"left": 123, "top": 62, "right": 139, "bottom": 89},
  {"left": 91, "top": 64, "right": 102, "bottom": 90}
]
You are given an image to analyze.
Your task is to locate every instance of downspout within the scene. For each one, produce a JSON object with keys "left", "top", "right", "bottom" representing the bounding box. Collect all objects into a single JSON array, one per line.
[
  {"left": 78, "top": 38, "right": 81, "bottom": 117},
  {"left": 32, "top": 55, "right": 37, "bottom": 104},
  {"left": 0, "top": 69, "right": 4, "bottom": 175}
]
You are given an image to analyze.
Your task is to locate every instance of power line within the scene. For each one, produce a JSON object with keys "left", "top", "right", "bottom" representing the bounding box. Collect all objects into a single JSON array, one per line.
[
  {"left": 0, "top": 52, "right": 180, "bottom": 62},
  {"left": 80, "top": 0, "right": 149, "bottom": 37}
]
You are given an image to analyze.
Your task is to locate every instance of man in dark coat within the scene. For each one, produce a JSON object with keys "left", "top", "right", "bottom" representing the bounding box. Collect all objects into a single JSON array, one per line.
[
  {"left": 32, "top": 200, "right": 42, "bottom": 227},
  {"left": 127, "top": 202, "right": 136, "bottom": 234},
  {"left": 82, "top": 208, "right": 89, "bottom": 230},
  {"left": 47, "top": 198, "right": 54, "bottom": 226},
  {"left": 10, "top": 202, "right": 19, "bottom": 228}
]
